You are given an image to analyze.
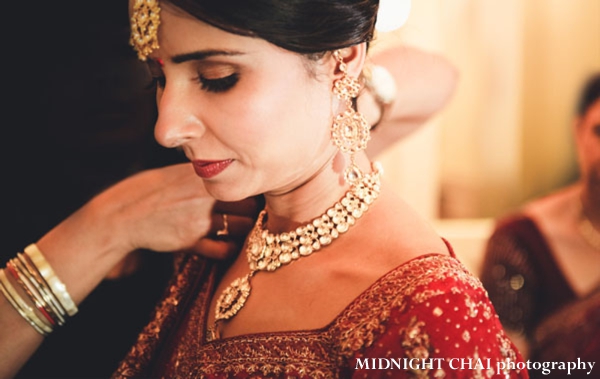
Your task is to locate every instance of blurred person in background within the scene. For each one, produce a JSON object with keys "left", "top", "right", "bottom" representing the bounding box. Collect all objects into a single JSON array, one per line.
[{"left": 480, "top": 73, "right": 600, "bottom": 378}]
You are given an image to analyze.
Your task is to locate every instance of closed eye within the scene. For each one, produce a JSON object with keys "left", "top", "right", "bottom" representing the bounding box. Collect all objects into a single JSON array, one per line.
[{"left": 199, "top": 73, "right": 239, "bottom": 93}]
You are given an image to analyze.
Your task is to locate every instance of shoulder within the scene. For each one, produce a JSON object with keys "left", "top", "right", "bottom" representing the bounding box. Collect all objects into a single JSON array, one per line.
[
  {"left": 334, "top": 255, "right": 527, "bottom": 378},
  {"left": 334, "top": 255, "right": 485, "bottom": 352},
  {"left": 490, "top": 212, "right": 538, "bottom": 239}
]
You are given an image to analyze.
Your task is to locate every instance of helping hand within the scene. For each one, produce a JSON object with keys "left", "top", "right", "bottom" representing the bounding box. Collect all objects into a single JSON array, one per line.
[{"left": 95, "top": 162, "right": 259, "bottom": 259}]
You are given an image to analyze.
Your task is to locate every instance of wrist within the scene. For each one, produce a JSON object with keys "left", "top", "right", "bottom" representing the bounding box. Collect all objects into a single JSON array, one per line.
[
  {"left": 362, "top": 64, "right": 397, "bottom": 129},
  {"left": 364, "top": 64, "right": 397, "bottom": 106},
  {"left": 36, "top": 194, "right": 134, "bottom": 297}
]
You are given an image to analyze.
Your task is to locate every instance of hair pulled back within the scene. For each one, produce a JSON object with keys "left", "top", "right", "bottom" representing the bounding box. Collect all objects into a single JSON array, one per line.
[
  {"left": 164, "top": 0, "right": 379, "bottom": 55},
  {"left": 577, "top": 73, "right": 600, "bottom": 116}
]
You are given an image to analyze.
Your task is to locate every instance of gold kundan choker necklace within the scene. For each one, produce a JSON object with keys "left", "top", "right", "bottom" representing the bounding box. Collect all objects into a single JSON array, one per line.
[{"left": 207, "top": 163, "right": 382, "bottom": 341}]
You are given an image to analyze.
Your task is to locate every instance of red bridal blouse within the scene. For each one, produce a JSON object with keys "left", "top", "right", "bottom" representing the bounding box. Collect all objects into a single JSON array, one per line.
[{"left": 114, "top": 249, "right": 528, "bottom": 378}]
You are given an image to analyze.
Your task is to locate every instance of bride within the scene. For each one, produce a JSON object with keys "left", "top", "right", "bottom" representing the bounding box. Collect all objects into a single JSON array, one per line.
[{"left": 114, "top": 1, "right": 529, "bottom": 377}]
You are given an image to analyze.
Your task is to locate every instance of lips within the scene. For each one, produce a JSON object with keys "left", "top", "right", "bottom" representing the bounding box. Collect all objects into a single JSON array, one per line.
[{"left": 192, "top": 159, "right": 233, "bottom": 179}]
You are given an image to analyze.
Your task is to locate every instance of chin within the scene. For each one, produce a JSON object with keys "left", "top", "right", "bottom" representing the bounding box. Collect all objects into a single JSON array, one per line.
[{"left": 205, "top": 183, "right": 255, "bottom": 203}]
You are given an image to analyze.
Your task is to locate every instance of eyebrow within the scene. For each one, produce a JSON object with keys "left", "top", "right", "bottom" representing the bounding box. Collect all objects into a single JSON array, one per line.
[{"left": 171, "top": 49, "right": 245, "bottom": 64}]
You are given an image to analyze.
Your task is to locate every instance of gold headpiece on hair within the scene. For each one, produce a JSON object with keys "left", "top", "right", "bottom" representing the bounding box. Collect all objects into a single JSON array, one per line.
[{"left": 129, "top": 0, "right": 161, "bottom": 61}]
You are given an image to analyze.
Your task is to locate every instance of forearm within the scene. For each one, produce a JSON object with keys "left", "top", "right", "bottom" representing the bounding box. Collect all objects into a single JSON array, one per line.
[
  {"left": 360, "top": 45, "right": 458, "bottom": 157},
  {"left": 0, "top": 295, "right": 44, "bottom": 379},
  {"left": 0, "top": 193, "right": 133, "bottom": 378},
  {"left": 374, "top": 45, "right": 458, "bottom": 125},
  {"left": 0, "top": 162, "right": 258, "bottom": 377},
  {"left": 36, "top": 197, "right": 132, "bottom": 304}
]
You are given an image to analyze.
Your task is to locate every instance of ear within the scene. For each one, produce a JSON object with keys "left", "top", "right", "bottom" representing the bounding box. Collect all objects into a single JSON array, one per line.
[{"left": 331, "top": 43, "right": 368, "bottom": 80}]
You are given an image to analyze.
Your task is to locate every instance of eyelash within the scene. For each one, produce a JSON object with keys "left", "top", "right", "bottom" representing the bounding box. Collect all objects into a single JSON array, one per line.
[
  {"left": 147, "top": 73, "right": 239, "bottom": 94},
  {"left": 199, "top": 73, "right": 239, "bottom": 93}
]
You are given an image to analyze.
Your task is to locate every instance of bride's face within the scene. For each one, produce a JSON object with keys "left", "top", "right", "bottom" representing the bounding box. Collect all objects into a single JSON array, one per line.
[{"left": 146, "top": 4, "right": 339, "bottom": 201}]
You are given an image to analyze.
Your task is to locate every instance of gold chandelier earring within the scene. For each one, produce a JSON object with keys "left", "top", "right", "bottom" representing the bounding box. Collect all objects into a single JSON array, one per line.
[{"left": 331, "top": 50, "right": 371, "bottom": 185}]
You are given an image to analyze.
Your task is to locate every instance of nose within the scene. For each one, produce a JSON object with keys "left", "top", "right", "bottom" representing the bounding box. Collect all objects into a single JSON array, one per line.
[{"left": 153, "top": 85, "right": 205, "bottom": 149}]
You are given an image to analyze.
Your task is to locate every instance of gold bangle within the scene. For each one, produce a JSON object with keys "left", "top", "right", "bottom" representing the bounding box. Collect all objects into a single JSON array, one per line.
[
  {"left": 0, "top": 269, "right": 52, "bottom": 336},
  {"left": 24, "top": 244, "right": 78, "bottom": 316},
  {"left": 11, "top": 257, "right": 67, "bottom": 325},
  {"left": 17, "top": 253, "right": 68, "bottom": 322},
  {"left": 5, "top": 261, "right": 58, "bottom": 327}
]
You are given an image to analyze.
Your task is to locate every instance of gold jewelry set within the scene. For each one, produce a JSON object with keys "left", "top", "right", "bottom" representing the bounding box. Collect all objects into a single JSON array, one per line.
[
  {"left": 130, "top": 2, "right": 380, "bottom": 342},
  {"left": 0, "top": 244, "right": 78, "bottom": 336},
  {"left": 207, "top": 52, "right": 378, "bottom": 341},
  {"left": 208, "top": 163, "right": 381, "bottom": 341}
]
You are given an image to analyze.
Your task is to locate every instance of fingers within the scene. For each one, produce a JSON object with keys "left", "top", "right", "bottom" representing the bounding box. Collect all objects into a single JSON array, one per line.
[
  {"left": 206, "top": 213, "right": 255, "bottom": 240},
  {"left": 194, "top": 208, "right": 257, "bottom": 261}
]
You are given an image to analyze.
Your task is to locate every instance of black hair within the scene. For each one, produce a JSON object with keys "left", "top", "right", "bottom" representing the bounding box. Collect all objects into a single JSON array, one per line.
[
  {"left": 164, "top": 0, "right": 379, "bottom": 56},
  {"left": 576, "top": 72, "right": 600, "bottom": 116}
]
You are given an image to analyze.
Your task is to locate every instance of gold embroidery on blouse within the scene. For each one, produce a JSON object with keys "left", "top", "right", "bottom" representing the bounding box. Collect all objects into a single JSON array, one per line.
[
  {"left": 112, "top": 254, "right": 211, "bottom": 378},
  {"left": 166, "top": 255, "right": 478, "bottom": 377},
  {"left": 498, "top": 333, "right": 516, "bottom": 358},
  {"left": 462, "top": 330, "right": 471, "bottom": 342},
  {"left": 114, "top": 254, "right": 525, "bottom": 378},
  {"left": 471, "top": 348, "right": 485, "bottom": 379},
  {"left": 399, "top": 316, "right": 431, "bottom": 378}
]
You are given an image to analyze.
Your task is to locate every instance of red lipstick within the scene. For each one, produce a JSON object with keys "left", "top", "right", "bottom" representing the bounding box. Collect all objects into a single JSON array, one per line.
[{"left": 192, "top": 159, "right": 233, "bottom": 179}]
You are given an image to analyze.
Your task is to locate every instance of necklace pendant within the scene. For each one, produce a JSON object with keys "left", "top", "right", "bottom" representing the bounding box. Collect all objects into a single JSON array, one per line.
[
  {"left": 206, "top": 323, "right": 220, "bottom": 342},
  {"left": 215, "top": 273, "right": 253, "bottom": 322},
  {"left": 210, "top": 163, "right": 383, "bottom": 330}
]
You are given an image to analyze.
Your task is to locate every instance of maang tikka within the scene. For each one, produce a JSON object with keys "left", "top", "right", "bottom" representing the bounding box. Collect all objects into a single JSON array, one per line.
[
  {"left": 331, "top": 50, "right": 371, "bottom": 185},
  {"left": 129, "top": 0, "right": 161, "bottom": 61}
]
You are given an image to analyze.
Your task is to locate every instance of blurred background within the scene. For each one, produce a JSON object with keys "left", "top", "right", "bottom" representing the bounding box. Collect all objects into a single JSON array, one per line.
[{"left": 373, "top": 0, "right": 600, "bottom": 273}]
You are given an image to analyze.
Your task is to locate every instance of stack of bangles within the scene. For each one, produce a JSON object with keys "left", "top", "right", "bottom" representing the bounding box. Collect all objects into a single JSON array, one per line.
[{"left": 0, "top": 244, "right": 77, "bottom": 336}]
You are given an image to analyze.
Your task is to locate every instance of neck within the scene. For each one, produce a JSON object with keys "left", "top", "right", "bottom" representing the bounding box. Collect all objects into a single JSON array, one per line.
[
  {"left": 262, "top": 151, "right": 372, "bottom": 233},
  {"left": 580, "top": 182, "right": 600, "bottom": 227},
  {"left": 576, "top": 183, "right": 600, "bottom": 250}
]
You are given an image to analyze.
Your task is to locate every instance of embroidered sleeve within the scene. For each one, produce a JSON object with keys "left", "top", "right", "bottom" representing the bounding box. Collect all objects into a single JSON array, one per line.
[
  {"left": 480, "top": 224, "right": 538, "bottom": 340},
  {"left": 350, "top": 264, "right": 529, "bottom": 379}
]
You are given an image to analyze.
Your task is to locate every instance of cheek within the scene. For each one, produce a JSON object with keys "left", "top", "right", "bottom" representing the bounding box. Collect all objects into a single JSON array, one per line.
[{"left": 226, "top": 76, "right": 332, "bottom": 147}]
